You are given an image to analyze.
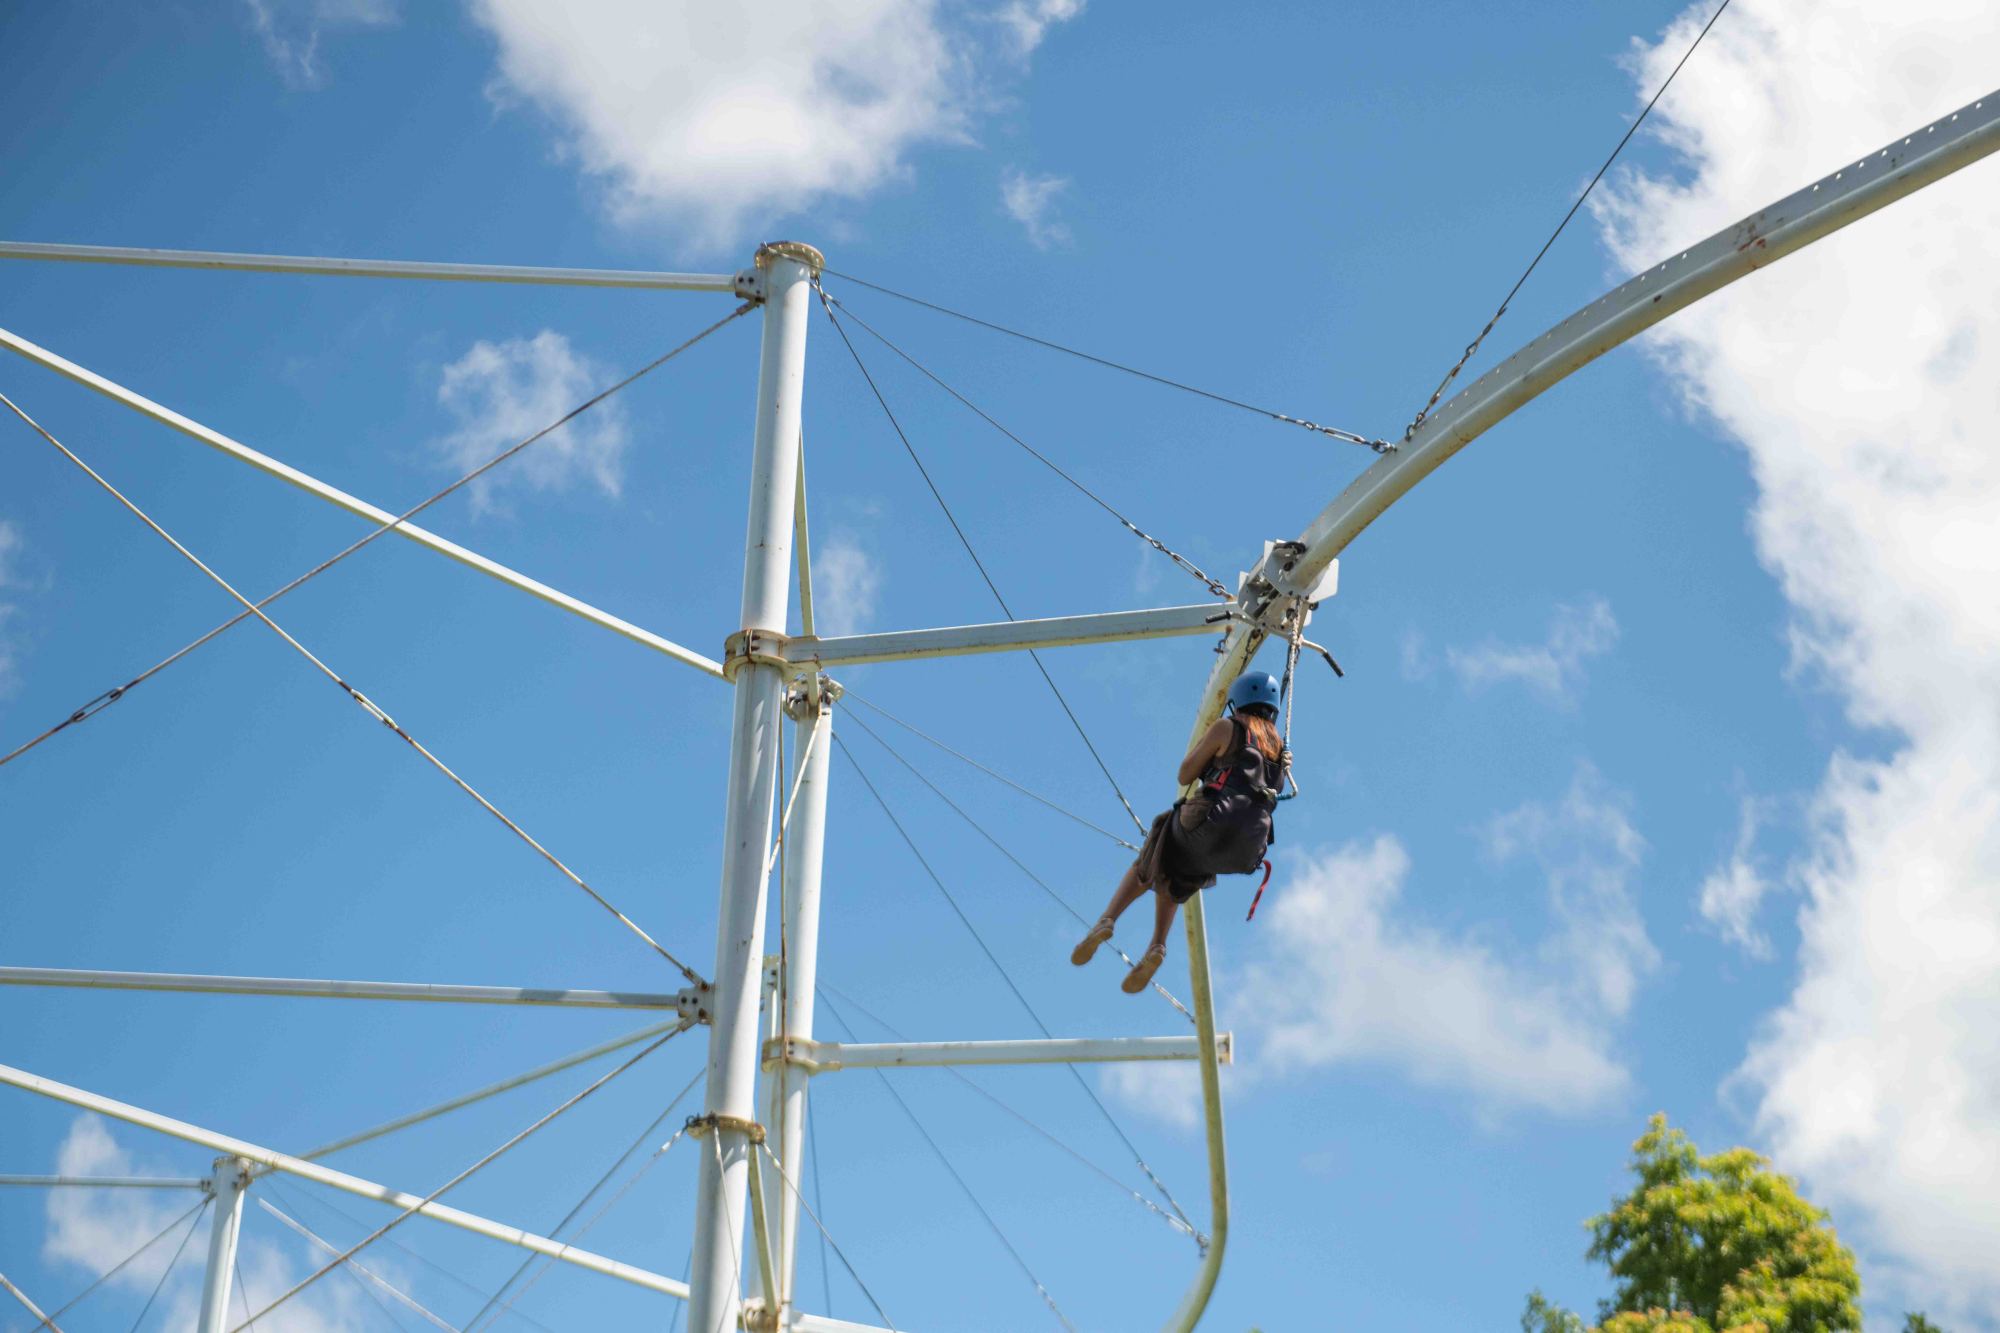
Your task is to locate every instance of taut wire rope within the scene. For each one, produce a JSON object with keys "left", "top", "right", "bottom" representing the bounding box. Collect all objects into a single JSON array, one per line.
[
  {"left": 816, "top": 287, "right": 1147, "bottom": 836},
  {"left": 806, "top": 1087, "right": 832, "bottom": 1318},
  {"left": 0, "top": 392, "right": 706, "bottom": 986},
  {"left": 124, "top": 1196, "right": 211, "bottom": 1333},
  {"left": 229, "top": 1024, "right": 686, "bottom": 1329},
  {"left": 816, "top": 266, "right": 1390, "bottom": 452},
  {"left": 817, "top": 288, "right": 1231, "bottom": 598},
  {"left": 1400, "top": 0, "right": 1733, "bottom": 441},
  {"left": 842, "top": 690, "right": 1137, "bottom": 851},
  {"left": 25, "top": 1193, "right": 210, "bottom": 1331},
  {"left": 816, "top": 992, "right": 1072, "bottom": 1331},
  {"left": 840, "top": 706, "right": 1193, "bottom": 1023},
  {"left": 817, "top": 979, "right": 1200, "bottom": 1242},
  {"left": 0, "top": 303, "right": 751, "bottom": 771},
  {"left": 0, "top": 1272, "right": 62, "bottom": 1332},
  {"left": 833, "top": 738, "right": 1200, "bottom": 1242},
  {"left": 258, "top": 1199, "right": 450, "bottom": 1332},
  {"left": 464, "top": 1066, "right": 705, "bottom": 1331},
  {"left": 756, "top": 1138, "right": 897, "bottom": 1331}
]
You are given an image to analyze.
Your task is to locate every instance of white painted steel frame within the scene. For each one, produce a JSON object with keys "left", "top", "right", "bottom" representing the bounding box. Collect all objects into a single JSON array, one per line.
[
  {"left": 791, "top": 602, "right": 1222, "bottom": 667},
  {"left": 0, "top": 966, "right": 686, "bottom": 1010},
  {"left": 195, "top": 1156, "right": 247, "bottom": 1333},
  {"left": 771, "top": 1034, "right": 1224, "bottom": 1073},
  {"left": 0, "top": 326, "right": 726, "bottom": 679},
  {"left": 0, "top": 1174, "right": 205, "bottom": 1189},
  {"left": 0, "top": 241, "right": 740, "bottom": 293},
  {"left": 1156, "top": 82, "right": 2000, "bottom": 1333}
]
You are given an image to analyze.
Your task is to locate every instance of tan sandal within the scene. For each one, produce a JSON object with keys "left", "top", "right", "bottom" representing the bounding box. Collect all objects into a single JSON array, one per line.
[
  {"left": 1070, "top": 917, "right": 1115, "bottom": 966},
  {"left": 1121, "top": 944, "right": 1167, "bottom": 994}
]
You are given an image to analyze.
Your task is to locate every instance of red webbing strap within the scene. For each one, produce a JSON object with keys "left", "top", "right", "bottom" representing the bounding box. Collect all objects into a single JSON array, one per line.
[{"left": 1245, "top": 860, "right": 1273, "bottom": 921}]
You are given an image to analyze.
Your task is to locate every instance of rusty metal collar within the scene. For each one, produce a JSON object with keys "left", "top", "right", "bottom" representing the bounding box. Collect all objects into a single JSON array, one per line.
[{"left": 721, "top": 628, "right": 790, "bottom": 682}]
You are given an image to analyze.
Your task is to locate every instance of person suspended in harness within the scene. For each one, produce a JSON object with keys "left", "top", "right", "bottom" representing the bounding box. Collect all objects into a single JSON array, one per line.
[{"left": 1071, "top": 671, "right": 1293, "bottom": 994}]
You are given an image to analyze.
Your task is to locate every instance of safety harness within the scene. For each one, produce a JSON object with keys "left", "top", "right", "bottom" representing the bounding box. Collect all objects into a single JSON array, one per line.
[{"left": 1244, "top": 622, "right": 1344, "bottom": 922}]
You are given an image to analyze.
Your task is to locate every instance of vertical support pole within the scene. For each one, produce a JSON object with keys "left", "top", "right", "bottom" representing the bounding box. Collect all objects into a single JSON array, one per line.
[
  {"left": 687, "top": 240, "right": 820, "bottom": 1333},
  {"left": 195, "top": 1156, "right": 248, "bottom": 1333},
  {"left": 771, "top": 687, "right": 832, "bottom": 1314}
]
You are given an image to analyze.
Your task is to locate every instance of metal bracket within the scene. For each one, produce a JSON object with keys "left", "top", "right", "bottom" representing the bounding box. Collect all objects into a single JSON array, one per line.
[
  {"left": 762, "top": 1035, "right": 833, "bottom": 1074},
  {"left": 684, "top": 1112, "right": 766, "bottom": 1143},
  {"left": 721, "top": 628, "right": 791, "bottom": 682},
  {"left": 677, "top": 984, "right": 714, "bottom": 1025},
  {"left": 784, "top": 670, "right": 842, "bottom": 720},
  {"left": 733, "top": 268, "right": 765, "bottom": 302}
]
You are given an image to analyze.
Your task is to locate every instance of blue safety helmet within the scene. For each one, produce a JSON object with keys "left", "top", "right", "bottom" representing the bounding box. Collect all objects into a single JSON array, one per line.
[{"left": 1227, "top": 671, "right": 1282, "bottom": 715}]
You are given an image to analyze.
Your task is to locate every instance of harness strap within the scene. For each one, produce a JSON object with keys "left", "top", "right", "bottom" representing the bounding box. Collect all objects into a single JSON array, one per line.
[{"left": 1244, "top": 860, "right": 1273, "bottom": 921}]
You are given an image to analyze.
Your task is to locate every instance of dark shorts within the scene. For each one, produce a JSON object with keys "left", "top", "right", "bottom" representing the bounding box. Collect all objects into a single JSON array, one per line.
[{"left": 1134, "top": 801, "right": 1218, "bottom": 903}]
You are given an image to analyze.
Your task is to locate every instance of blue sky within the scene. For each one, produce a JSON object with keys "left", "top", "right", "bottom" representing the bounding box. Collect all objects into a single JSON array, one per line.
[{"left": 3, "top": 2, "right": 1998, "bottom": 1330}]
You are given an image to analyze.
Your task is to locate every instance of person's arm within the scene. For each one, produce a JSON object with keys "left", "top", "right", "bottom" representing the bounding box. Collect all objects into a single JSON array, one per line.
[{"left": 1176, "top": 718, "right": 1234, "bottom": 787}]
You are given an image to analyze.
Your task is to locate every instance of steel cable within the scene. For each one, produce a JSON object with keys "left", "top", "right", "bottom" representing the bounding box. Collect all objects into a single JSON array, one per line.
[
  {"left": 1, "top": 392, "right": 706, "bottom": 985},
  {"left": 757, "top": 1141, "right": 897, "bottom": 1331},
  {"left": 817, "top": 266, "right": 1389, "bottom": 451},
  {"left": 0, "top": 303, "right": 750, "bottom": 771},
  {"left": 1401, "top": 0, "right": 1734, "bottom": 441},
  {"left": 124, "top": 1196, "right": 211, "bottom": 1333},
  {"left": 26, "top": 1193, "right": 210, "bottom": 1331},
  {"left": 834, "top": 739, "right": 1200, "bottom": 1242},
  {"left": 817, "top": 290, "right": 1146, "bottom": 835}
]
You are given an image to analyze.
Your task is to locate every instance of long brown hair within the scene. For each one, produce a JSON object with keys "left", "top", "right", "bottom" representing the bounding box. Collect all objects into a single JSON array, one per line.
[{"left": 1236, "top": 706, "right": 1281, "bottom": 761}]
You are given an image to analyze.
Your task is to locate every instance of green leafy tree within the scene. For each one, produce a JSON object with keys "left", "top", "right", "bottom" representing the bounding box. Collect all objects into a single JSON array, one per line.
[
  {"left": 1524, "top": 1114, "right": 1861, "bottom": 1333},
  {"left": 1902, "top": 1316, "right": 1947, "bottom": 1333}
]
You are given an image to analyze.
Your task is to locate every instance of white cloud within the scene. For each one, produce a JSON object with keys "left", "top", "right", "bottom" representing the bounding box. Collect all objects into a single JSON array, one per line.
[
  {"left": 1105, "top": 767, "right": 1655, "bottom": 1127},
  {"left": 433, "top": 331, "right": 628, "bottom": 517},
  {"left": 1443, "top": 596, "right": 1618, "bottom": 702},
  {"left": 814, "top": 531, "right": 882, "bottom": 637},
  {"left": 469, "top": 0, "right": 966, "bottom": 252},
  {"left": 995, "top": 0, "right": 1084, "bottom": 57},
  {"left": 1595, "top": 0, "right": 2000, "bottom": 1317},
  {"left": 1000, "top": 168, "right": 1072, "bottom": 249},
  {"left": 42, "top": 1117, "right": 379, "bottom": 1331},
  {"left": 1100, "top": 1061, "right": 1203, "bottom": 1132},
  {"left": 1698, "top": 795, "right": 1776, "bottom": 958},
  {"left": 244, "top": 0, "right": 396, "bottom": 88}
]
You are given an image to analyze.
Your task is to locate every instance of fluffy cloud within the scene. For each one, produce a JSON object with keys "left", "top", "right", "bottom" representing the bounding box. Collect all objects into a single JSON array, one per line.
[
  {"left": 1000, "top": 168, "right": 1072, "bottom": 249},
  {"left": 1443, "top": 596, "right": 1618, "bottom": 702},
  {"left": 1698, "top": 794, "right": 1776, "bottom": 958},
  {"left": 814, "top": 531, "right": 883, "bottom": 637},
  {"left": 41, "top": 1117, "right": 380, "bottom": 1331},
  {"left": 1112, "top": 767, "right": 1655, "bottom": 1124},
  {"left": 1595, "top": 0, "right": 2000, "bottom": 1317},
  {"left": 244, "top": 0, "right": 397, "bottom": 88},
  {"left": 995, "top": 0, "right": 1085, "bottom": 57},
  {"left": 432, "top": 330, "right": 629, "bottom": 517},
  {"left": 470, "top": 0, "right": 963, "bottom": 251}
]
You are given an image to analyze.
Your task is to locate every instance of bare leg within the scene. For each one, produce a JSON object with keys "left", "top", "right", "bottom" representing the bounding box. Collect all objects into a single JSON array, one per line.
[
  {"left": 1097, "top": 861, "right": 1150, "bottom": 926},
  {"left": 1147, "top": 888, "right": 1181, "bottom": 955}
]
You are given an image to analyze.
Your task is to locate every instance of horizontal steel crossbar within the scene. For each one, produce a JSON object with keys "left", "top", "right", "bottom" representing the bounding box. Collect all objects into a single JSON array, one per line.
[
  {"left": 0, "top": 967, "right": 693, "bottom": 1011},
  {"left": 0, "top": 1174, "right": 205, "bottom": 1189},
  {"left": 766, "top": 1033, "right": 1229, "bottom": 1074},
  {"left": 791, "top": 603, "right": 1222, "bottom": 667},
  {"left": 0, "top": 241, "right": 741, "bottom": 294}
]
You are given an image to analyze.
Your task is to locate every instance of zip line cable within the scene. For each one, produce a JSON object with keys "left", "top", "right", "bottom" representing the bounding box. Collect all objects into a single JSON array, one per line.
[
  {"left": 817, "top": 289, "right": 1231, "bottom": 598},
  {"left": 842, "top": 691, "right": 1138, "bottom": 851},
  {"left": 833, "top": 738, "right": 1200, "bottom": 1242},
  {"left": 26, "top": 1193, "right": 210, "bottom": 1331},
  {"left": 231, "top": 1024, "right": 685, "bottom": 1330},
  {"left": 756, "top": 1139, "right": 898, "bottom": 1332},
  {"left": 817, "top": 289, "right": 1147, "bottom": 836},
  {"left": 268, "top": 1181, "right": 562, "bottom": 1333},
  {"left": 0, "top": 393, "right": 707, "bottom": 986},
  {"left": 125, "top": 1197, "right": 211, "bottom": 1333},
  {"left": 464, "top": 1067, "right": 705, "bottom": 1332},
  {"left": 816, "top": 992, "right": 1071, "bottom": 1332},
  {"left": 1401, "top": 0, "right": 1734, "bottom": 441},
  {"left": 0, "top": 304, "right": 750, "bottom": 772},
  {"left": 841, "top": 706, "right": 1193, "bottom": 1024},
  {"left": 817, "top": 266, "right": 1390, "bottom": 452},
  {"left": 817, "top": 979, "right": 1199, "bottom": 1242}
]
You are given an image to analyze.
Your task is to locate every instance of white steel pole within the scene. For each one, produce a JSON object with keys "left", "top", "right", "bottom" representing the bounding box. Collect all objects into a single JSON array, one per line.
[
  {"left": 195, "top": 1155, "right": 249, "bottom": 1333},
  {"left": 688, "top": 240, "right": 819, "bottom": 1333},
  {"left": 770, "top": 693, "right": 832, "bottom": 1316}
]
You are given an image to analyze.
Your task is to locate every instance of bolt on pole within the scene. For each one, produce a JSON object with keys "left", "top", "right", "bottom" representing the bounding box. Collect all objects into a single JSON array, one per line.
[{"left": 686, "top": 241, "right": 820, "bottom": 1333}]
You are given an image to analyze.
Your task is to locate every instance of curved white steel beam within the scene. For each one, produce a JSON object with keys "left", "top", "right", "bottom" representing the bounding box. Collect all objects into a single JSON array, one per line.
[
  {"left": 1288, "top": 86, "right": 2000, "bottom": 588},
  {"left": 1162, "top": 83, "right": 2000, "bottom": 1333}
]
